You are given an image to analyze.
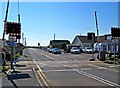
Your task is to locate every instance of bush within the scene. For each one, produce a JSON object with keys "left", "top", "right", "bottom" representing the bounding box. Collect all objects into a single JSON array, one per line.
[
  {"left": 116, "top": 58, "right": 120, "bottom": 64},
  {"left": 2, "top": 66, "right": 10, "bottom": 72}
]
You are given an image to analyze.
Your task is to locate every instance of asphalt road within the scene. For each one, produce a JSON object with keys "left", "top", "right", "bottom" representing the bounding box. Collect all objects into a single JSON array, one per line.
[{"left": 28, "top": 48, "right": 119, "bottom": 87}]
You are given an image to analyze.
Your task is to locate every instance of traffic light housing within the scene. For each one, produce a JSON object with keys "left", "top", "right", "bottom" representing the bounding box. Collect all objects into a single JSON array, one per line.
[
  {"left": 5, "top": 22, "right": 21, "bottom": 34},
  {"left": 111, "top": 27, "right": 120, "bottom": 38},
  {"left": 87, "top": 32, "right": 95, "bottom": 40}
]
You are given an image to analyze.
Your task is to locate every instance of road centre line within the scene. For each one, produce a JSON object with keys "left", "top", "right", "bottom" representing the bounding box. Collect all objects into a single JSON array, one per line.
[
  {"left": 73, "top": 69, "right": 120, "bottom": 87},
  {"left": 33, "top": 59, "right": 50, "bottom": 87},
  {"left": 37, "top": 65, "right": 47, "bottom": 79},
  {"left": 32, "top": 68, "right": 43, "bottom": 87},
  {"left": 37, "top": 71, "right": 50, "bottom": 87}
]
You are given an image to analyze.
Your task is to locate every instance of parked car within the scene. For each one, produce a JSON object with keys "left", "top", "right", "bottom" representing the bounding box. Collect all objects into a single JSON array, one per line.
[
  {"left": 52, "top": 48, "right": 61, "bottom": 54},
  {"left": 84, "top": 47, "right": 94, "bottom": 54},
  {"left": 70, "top": 47, "right": 81, "bottom": 54},
  {"left": 48, "top": 48, "right": 52, "bottom": 53}
]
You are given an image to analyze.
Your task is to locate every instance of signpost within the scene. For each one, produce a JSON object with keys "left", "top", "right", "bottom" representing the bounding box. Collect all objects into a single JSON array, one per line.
[
  {"left": 111, "top": 27, "right": 120, "bottom": 64},
  {"left": 87, "top": 32, "right": 95, "bottom": 61},
  {"left": 9, "top": 35, "right": 16, "bottom": 70}
]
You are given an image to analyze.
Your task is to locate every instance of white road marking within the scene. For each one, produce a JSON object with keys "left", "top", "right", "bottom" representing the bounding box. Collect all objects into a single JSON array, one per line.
[
  {"left": 81, "top": 68, "right": 91, "bottom": 70},
  {"left": 33, "top": 59, "right": 37, "bottom": 64},
  {"left": 89, "top": 64, "right": 118, "bottom": 72},
  {"left": 109, "top": 65, "right": 116, "bottom": 68},
  {"left": 16, "top": 69, "right": 32, "bottom": 72},
  {"left": 73, "top": 69, "right": 120, "bottom": 87},
  {"left": 97, "top": 67, "right": 107, "bottom": 69},
  {"left": 43, "top": 69, "right": 74, "bottom": 72},
  {"left": 40, "top": 53, "right": 55, "bottom": 60}
]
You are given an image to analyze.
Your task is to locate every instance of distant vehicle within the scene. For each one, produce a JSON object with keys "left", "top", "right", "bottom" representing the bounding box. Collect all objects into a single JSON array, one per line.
[
  {"left": 42, "top": 47, "right": 48, "bottom": 51},
  {"left": 70, "top": 47, "right": 81, "bottom": 54},
  {"left": 48, "top": 48, "right": 52, "bottom": 53},
  {"left": 84, "top": 47, "right": 94, "bottom": 54},
  {"left": 52, "top": 48, "right": 61, "bottom": 54}
]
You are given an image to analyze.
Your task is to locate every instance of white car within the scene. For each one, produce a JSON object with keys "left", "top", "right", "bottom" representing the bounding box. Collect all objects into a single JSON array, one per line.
[
  {"left": 70, "top": 47, "right": 81, "bottom": 54},
  {"left": 84, "top": 47, "right": 94, "bottom": 54},
  {"left": 52, "top": 48, "right": 61, "bottom": 54}
]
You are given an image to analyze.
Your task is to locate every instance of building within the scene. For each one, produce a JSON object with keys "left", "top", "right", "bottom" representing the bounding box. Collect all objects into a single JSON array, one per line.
[
  {"left": 72, "top": 35, "right": 105, "bottom": 49},
  {"left": 72, "top": 34, "right": 120, "bottom": 54},
  {"left": 49, "top": 40, "right": 70, "bottom": 49}
]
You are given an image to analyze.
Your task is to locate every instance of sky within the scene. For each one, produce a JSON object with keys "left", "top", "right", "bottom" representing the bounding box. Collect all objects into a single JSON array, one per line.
[{"left": 0, "top": 1, "right": 119, "bottom": 46}]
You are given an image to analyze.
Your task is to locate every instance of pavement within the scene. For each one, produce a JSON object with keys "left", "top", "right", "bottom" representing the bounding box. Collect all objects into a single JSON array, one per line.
[
  {"left": 1, "top": 52, "right": 42, "bottom": 88},
  {"left": 87, "top": 60, "right": 120, "bottom": 72}
]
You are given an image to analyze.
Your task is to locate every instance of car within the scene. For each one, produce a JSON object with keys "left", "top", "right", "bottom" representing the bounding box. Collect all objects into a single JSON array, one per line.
[
  {"left": 84, "top": 47, "right": 94, "bottom": 54},
  {"left": 48, "top": 48, "right": 52, "bottom": 53},
  {"left": 52, "top": 48, "right": 61, "bottom": 54},
  {"left": 70, "top": 47, "right": 81, "bottom": 54}
]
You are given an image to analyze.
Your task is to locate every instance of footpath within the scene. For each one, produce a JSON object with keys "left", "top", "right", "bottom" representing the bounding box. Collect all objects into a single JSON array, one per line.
[{"left": 1, "top": 50, "right": 42, "bottom": 88}]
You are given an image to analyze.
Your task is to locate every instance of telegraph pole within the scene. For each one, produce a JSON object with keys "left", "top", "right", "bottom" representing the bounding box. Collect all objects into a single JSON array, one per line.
[
  {"left": 54, "top": 33, "right": 55, "bottom": 40},
  {"left": 2, "top": 0, "right": 10, "bottom": 42},
  {"left": 25, "top": 38, "right": 27, "bottom": 47},
  {"left": 95, "top": 11, "right": 100, "bottom": 60},
  {"left": 18, "top": 0, "right": 21, "bottom": 43},
  {"left": 1, "top": 0, "right": 10, "bottom": 71},
  {"left": 95, "top": 11, "right": 99, "bottom": 44},
  {"left": 22, "top": 33, "right": 24, "bottom": 45}
]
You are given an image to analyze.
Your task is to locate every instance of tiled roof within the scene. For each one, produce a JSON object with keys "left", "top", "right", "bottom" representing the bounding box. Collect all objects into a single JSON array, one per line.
[
  {"left": 76, "top": 36, "right": 91, "bottom": 43},
  {"left": 76, "top": 35, "right": 105, "bottom": 43}
]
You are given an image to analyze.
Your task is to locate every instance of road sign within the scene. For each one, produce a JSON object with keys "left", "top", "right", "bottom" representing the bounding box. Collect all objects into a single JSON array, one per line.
[
  {"left": 10, "top": 41, "right": 15, "bottom": 46},
  {"left": 111, "top": 27, "right": 120, "bottom": 38},
  {"left": 5, "top": 21, "right": 21, "bottom": 34},
  {"left": 9, "top": 36, "right": 16, "bottom": 42}
]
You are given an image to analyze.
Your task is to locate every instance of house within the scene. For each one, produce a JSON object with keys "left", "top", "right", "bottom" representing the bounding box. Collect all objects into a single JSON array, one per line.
[
  {"left": 49, "top": 40, "right": 70, "bottom": 49},
  {"left": 72, "top": 35, "right": 105, "bottom": 49},
  {"left": 72, "top": 34, "right": 120, "bottom": 54},
  {"left": 100, "top": 34, "right": 120, "bottom": 54}
]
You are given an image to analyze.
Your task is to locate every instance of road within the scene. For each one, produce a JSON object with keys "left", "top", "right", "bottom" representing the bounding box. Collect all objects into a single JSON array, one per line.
[{"left": 26, "top": 48, "right": 119, "bottom": 87}]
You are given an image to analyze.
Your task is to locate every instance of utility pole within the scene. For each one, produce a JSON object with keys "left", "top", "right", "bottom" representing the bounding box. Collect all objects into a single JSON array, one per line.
[
  {"left": 2, "top": 0, "right": 10, "bottom": 45},
  {"left": 25, "top": 38, "right": 27, "bottom": 47},
  {"left": 54, "top": 33, "right": 55, "bottom": 40},
  {"left": 1, "top": 0, "right": 10, "bottom": 71},
  {"left": 18, "top": 0, "right": 20, "bottom": 43},
  {"left": 95, "top": 11, "right": 99, "bottom": 44},
  {"left": 92, "top": 33, "right": 94, "bottom": 60},
  {"left": 22, "top": 33, "right": 24, "bottom": 45},
  {"left": 95, "top": 11, "right": 100, "bottom": 60}
]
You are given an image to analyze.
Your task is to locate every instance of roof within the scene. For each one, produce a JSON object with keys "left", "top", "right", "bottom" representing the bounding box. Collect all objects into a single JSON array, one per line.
[
  {"left": 76, "top": 35, "right": 105, "bottom": 43},
  {"left": 76, "top": 36, "right": 91, "bottom": 43},
  {"left": 50, "top": 40, "right": 70, "bottom": 45}
]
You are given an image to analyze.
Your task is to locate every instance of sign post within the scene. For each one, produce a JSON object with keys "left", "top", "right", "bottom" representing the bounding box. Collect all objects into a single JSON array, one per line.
[
  {"left": 111, "top": 27, "right": 120, "bottom": 64},
  {"left": 87, "top": 32, "right": 95, "bottom": 61},
  {"left": 9, "top": 36, "right": 16, "bottom": 70}
]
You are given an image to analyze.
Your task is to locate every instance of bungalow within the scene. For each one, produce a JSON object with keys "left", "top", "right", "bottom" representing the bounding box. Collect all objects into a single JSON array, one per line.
[
  {"left": 72, "top": 35, "right": 105, "bottom": 49},
  {"left": 72, "top": 34, "right": 120, "bottom": 54}
]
